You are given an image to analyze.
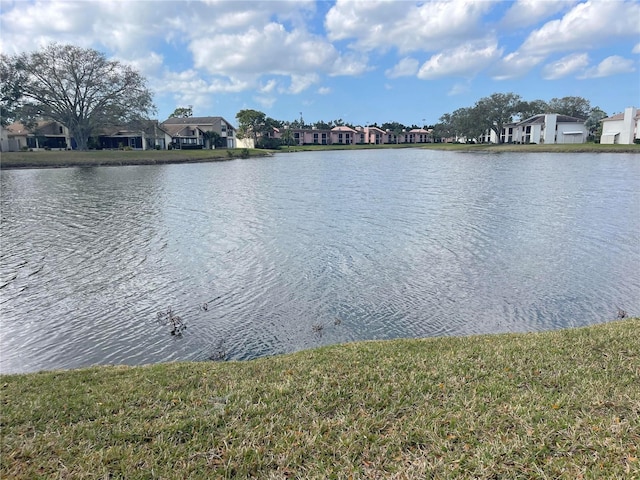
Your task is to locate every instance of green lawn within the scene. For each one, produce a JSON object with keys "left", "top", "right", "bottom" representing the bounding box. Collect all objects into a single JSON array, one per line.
[
  {"left": 2, "top": 319, "right": 638, "bottom": 479},
  {"left": 0, "top": 148, "right": 272, "bottom": 169}
]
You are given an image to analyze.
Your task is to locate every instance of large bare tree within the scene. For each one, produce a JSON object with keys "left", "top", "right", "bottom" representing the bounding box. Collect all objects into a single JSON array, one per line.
[{"left": 6, "top": 43, "right": 155, "bottom": 150}]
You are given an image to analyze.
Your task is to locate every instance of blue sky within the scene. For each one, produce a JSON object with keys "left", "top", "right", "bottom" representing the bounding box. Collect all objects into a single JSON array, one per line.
[{"left": 1, "top": 0, "right": 639, "bottom": 126}]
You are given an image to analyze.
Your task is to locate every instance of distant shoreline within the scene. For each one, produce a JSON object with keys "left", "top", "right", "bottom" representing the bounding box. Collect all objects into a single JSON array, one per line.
[{"left": 1, "top": 143, "right": 638, "bottom": 170}]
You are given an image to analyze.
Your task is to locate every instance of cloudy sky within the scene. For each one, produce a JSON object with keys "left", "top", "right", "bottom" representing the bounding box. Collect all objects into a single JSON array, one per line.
[{"left": 1, "top": 0, "right": 639, "bottom": 126}]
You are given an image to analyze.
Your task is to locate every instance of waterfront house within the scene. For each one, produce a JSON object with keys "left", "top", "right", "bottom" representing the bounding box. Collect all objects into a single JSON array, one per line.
[
  {"left": 1, "top": 120, "right": 71, "bottom": 151},
  {"left": 95, "top": 121, "right": 171, "bottom": 150},
  {"left": 600, "top": 107, "right": 639, "bottom": 144},
  {"left": 160, "top": 116, "right": 236, "bottom": 149},
  {"left": 499, "top": 114, "right": 588, "bottom": 144}
]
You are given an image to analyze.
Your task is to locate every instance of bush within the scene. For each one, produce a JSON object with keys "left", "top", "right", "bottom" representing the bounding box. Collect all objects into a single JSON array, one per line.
[{"left": 240, "top": 148, "right": 250, "bottom": 158}]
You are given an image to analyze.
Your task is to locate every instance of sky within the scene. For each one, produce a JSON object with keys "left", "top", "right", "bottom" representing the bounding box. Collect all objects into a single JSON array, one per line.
[{"left": 1, "top": 0, "right": 639, "bottom": 127}]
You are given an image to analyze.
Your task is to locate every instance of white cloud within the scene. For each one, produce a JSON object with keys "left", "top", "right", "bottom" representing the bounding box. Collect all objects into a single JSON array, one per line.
[
  {"left": 287, "top": 74, "right": 320, "bottom": 94},
  {"left": 326, "top": 0, "right": 495, "bottom": 54},
  {"left": 542, "top": 53, "right": 589, "bottom": 80},
  {"left": 317, "top": 86, "right": 332, "bottom": 95},
  {"left": 519, "top": 0, "right": 640, "bottom": 56},
  {"left": 501, "top": 0, "right": 576, "bottom": 29},
  {"left": 418, "top": 39, "right": 502, "bottom": 79},
  {"left": 385, "top": 57, "right": 419, "bottom": 79},
  {"left": 492, "top": 51, "right": 546, "bottom": 80},
  {"left": 633, "top": 43, "right": 640, "bottom": 54},
  {"left": 579, "top": 55, "right": 636, "bottom": 79},
  {"left": 260, "top": 79, "right": 278, "bottom": 94}
]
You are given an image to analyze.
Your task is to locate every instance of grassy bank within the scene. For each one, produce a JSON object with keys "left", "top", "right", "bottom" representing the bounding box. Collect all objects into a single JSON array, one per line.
[
  {"left": 2, "top": 319, "right": 638, "bottom": 478},
  {"left": 2, "top": 142, "right": 637, "bottom": 170},
  {"left": 0, "top": 148, "right": 273, "bottom": 169}
]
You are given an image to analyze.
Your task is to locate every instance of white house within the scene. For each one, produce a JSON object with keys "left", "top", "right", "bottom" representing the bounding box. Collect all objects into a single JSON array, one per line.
[
  {"left": 497, "top": 114, "right": 588, "bottom": 144},
  {"left": 600, "top": 107, "right": 639, "bottom": 144}
]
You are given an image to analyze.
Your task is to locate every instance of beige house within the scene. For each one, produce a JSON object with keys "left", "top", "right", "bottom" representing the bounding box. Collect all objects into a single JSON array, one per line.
[
  {"left": 1, "top": 120, "right": 72, "bottom": 152},
  {"left": 96, "top": 121, "right": 171, "bottom": 150},
  {"left": 160, "top": 116, "right": 236, "bottom": 149},
  {"left": 600, "top": 107, "right": 639, "bottom": 144}
]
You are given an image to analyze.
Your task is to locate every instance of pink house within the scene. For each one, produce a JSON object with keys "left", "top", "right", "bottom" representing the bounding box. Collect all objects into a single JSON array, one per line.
[{"left": 330, "top": 126, "right": 358, "bottom": 145}]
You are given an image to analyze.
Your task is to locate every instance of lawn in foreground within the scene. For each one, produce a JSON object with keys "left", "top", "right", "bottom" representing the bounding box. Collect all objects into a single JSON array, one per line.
[{"left": 1, "top": 319, "right": 638, "bottom": 479}]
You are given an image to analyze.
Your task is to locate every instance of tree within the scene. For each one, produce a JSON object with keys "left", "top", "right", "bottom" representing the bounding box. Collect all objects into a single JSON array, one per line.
[
  {"left": 516, "top": 99, "right": 549, "bottom": 121},
  {"left": 547, "top": 96, "right": 591, "bottom": 119},
  {"left": 0, "top": 54, "right": 28, "bottom": 127},
  {"left": 585, "top": 107, "right": 607, "bottom": 141},
  {"left": 235, "top": 109, "right": 266, "bottom": 146},
  {"left": 313, "top": 120, "right": 333, "bottom": 130},
  {"left": 474, "top": 92, "right": 522, "bottom": 143},
  {"left": 6, "top": 43, "right": 155, "bottom": 150},
  {"left": 201, "top": 130, "right": 220, "bottom": 149},
  {"left": 170, "top": 106, "right": 193, "bottom": 118},
  {"left": 280, "top": 128, "right": 295, "bottom": 149},
  {"left": 449, "top": 107, "right": 487, "bottom": 143}
]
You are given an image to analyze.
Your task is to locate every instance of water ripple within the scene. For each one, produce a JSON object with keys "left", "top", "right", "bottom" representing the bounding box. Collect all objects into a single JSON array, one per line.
[{"left": 1, "top": 151, "right": 639, "bottom": 373}]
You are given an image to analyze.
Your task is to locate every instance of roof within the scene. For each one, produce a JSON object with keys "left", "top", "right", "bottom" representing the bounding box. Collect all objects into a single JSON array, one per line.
[
  {"left": 161, "top": 124, "right": 206, "bottom": 137},
  {"left": 96, "top": 120, "right": 169, "bottom": 137},
  {"left": 331, "top": 126, "right": 357, "bottom": 133},
  {"left": 161, "top": 116, "right": 235, "bottom": 128},
  {"left": 602, "top": 111, "right": 640, "bottom": 122},
  {"left": 4, "top": 120, "right": 64, "bottom": 135},
  {"left": 518, "top": 114, "right": 585, "bottom": 126}
]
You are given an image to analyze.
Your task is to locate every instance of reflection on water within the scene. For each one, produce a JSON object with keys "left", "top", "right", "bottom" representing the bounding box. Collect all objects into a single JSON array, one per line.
[{"left": 1, "top": 149, "right": 639, "bottom": 373}]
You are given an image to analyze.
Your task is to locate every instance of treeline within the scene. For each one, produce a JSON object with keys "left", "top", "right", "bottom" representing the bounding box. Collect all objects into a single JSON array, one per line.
[
  {"left": 433, "top": 93, "right": 607, "bottom": 143},
  {"left": 234, "top": 94, "right": 609, "bottom": 148}
]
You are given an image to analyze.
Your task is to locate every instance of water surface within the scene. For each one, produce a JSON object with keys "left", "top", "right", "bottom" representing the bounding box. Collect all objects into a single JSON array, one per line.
[{"left": 1, "top": 149, "right": 638, "bottom": 373}]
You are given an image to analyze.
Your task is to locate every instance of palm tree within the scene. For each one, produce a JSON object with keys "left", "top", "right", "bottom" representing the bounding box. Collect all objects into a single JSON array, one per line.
[
  {"left": 280, "top": 128, "right": 294, "bottom": 150},
  {"left": 201, "top": 130, "right": 220, "bottom": 149}
]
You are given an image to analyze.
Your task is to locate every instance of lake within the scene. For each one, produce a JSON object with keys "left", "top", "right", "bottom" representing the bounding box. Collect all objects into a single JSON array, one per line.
[{"left": 1, "top": 149, "right": 638, "bottom": 374}]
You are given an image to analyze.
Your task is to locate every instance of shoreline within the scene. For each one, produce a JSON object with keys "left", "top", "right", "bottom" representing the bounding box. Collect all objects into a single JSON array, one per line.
[{"left": 1, "top": 143, "right": 638, "bottom": 170}]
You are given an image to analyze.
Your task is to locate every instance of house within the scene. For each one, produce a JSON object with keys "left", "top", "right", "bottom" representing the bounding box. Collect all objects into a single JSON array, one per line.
[
  {"left": 1, "top": 120, "right": 72, "bottom": 152},
  {"left": 600, "top": 107, "right": 639, "bottom": 144},
  {"left": 160, "top": 116, "right": 236, "bottom": 149},
  {"left": 357, "top": 126, "right": 385, "bottom": 144},
  {"left": 330, "top": 126, "right": 358, "bottom": 145},
  {"left": 95, "top": 121, "right": 171, "bottom": 150},
  {"left": 499, "top": 114, "right": 588, "bottom": 144},
  {"left": 262, "top": 125, "right": 434, "bottom": 147}
]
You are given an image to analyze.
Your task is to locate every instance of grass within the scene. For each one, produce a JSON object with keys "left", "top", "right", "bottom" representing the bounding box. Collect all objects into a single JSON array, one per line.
[
  {"left": 2, "top": 142, "right": 638, "bottom": 170},
  {"left": 1, "top": 319, "right": 638, "bottom": 479},
  {"left": 0, "top": 148, "right": 273, "bottom": 169}
]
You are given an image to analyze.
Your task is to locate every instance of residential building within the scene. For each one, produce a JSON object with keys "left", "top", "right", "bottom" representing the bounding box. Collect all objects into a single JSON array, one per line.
[
  {"left": 1, "top": 120, "right": 71, "bottom": 152},
  {"left": 499, "top": 114, "right": 588, "bottom": 144},
  {"left": 96, "top": 121, "right": 171, "bottom": 150},
  {"left": 600, "top": 107, "right": 639, "bottom": 144},
  {"left": 160, "top": 116, "right": 236, "bottom": 149}
]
